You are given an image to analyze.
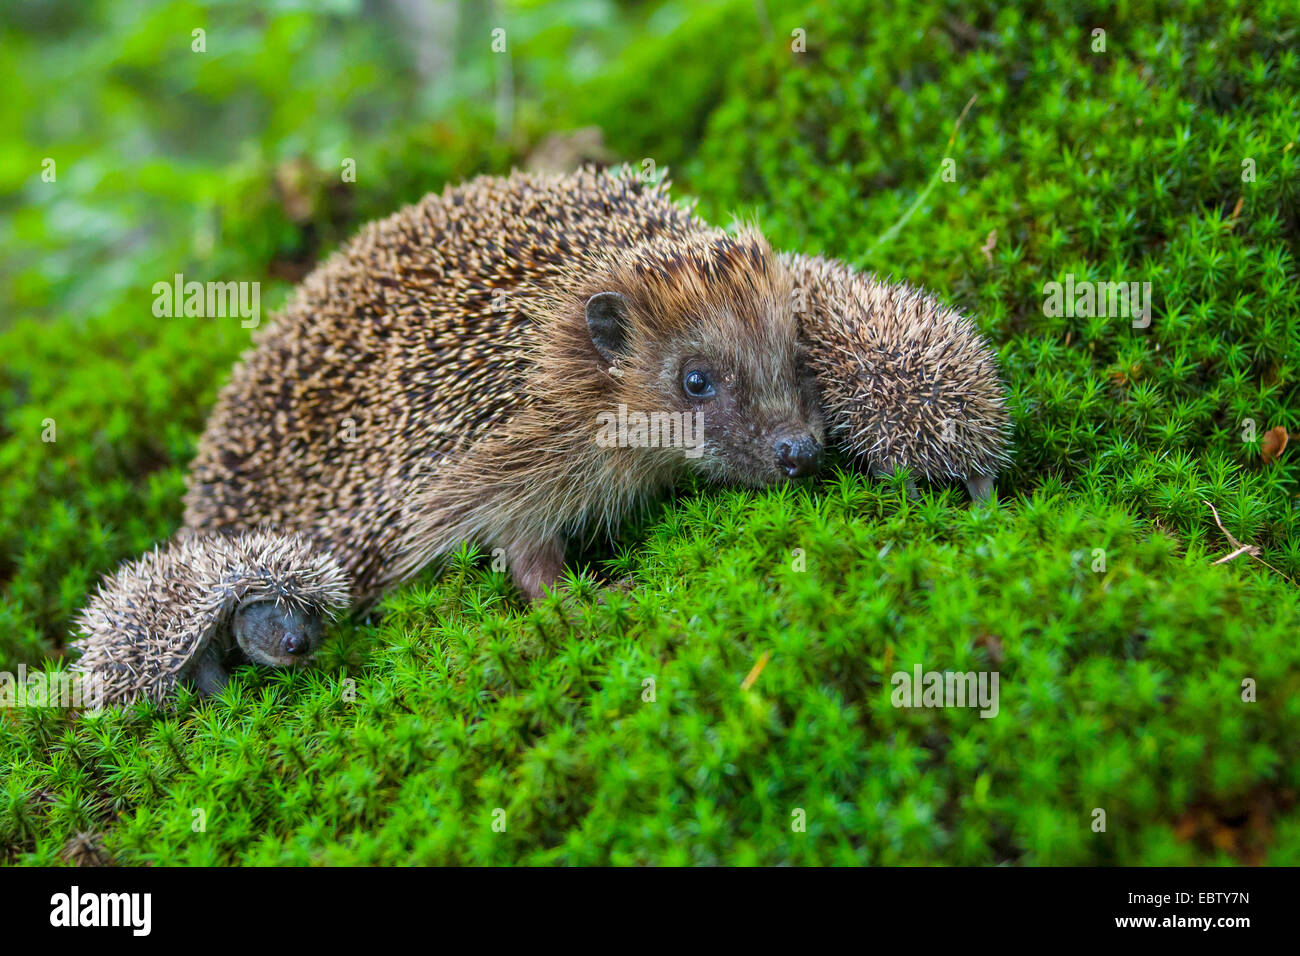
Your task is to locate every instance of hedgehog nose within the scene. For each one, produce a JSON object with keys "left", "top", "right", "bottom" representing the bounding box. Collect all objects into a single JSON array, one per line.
[
  {"left": 281, "top": 632, "right": 309, "bottom": 656},
  {"left": 776, "top": 435, "right": 822, "bottom": 478}
]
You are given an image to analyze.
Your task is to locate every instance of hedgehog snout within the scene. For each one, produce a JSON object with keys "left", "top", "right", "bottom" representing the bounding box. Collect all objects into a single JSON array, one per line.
[
  {"left": 775, "top": 433, "right": 822, "bottom": 478},
  {"left": 281, "top": 631, "right": 310, "bottom": 656},
  {"left": 232, "top": 599, "right": 324, "bottom": 666}
]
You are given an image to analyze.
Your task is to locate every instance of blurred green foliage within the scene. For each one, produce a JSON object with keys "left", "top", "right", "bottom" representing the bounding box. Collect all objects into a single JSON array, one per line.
[{"left": 1, "top": 0, "right": 1298, "bottom": 864}]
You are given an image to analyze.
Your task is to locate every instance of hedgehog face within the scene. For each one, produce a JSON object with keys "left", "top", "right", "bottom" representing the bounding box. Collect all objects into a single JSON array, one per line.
[
  {"left": 584, "top": 237, "right": 825, "bottom": 488},
  {"left": 662, "top": 339, "right": 825, "bottom": 487},
  {"left": 231, "top": 600, "right": 323, "bottom": 667}
]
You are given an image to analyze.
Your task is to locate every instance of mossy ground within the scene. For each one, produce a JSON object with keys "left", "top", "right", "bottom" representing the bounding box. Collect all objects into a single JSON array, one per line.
[{"left": 1, "top": 0, "right": 1297, "bottom": 865}]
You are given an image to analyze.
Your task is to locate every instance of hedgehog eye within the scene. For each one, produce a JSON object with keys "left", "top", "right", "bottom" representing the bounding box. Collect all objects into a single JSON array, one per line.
[{"left": 683, "top": 369, "right": 715, "bottom": 400}]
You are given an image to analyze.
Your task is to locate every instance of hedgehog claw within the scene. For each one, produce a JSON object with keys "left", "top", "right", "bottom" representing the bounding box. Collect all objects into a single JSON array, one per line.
[{"left": 965, "top": 474, "right": 995, "bottom": 504}]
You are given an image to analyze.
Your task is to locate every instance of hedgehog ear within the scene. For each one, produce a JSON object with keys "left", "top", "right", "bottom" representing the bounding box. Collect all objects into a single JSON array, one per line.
[{"left": 585, "top": 291, "right": 631, "bottom": 363}]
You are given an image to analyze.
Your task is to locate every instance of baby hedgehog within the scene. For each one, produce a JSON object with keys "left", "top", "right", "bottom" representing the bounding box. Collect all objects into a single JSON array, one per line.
[
  {"left": 786, "top": 253, "right": 1011, "bottom": 500},
  {"left": 72, "top": 530, "right": 349, "bottom": 706},
  {"left": 177, "top": 166, "right": 1008, "bottom": 603}
]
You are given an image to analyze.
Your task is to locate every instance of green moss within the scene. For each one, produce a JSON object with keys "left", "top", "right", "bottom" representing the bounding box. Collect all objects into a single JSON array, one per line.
[
  {"left": 2, "top": 0, "right": 1298, "bottom": 864},
  {"left": 4, "top": 489, "right": 1298, "bottom": 864}
]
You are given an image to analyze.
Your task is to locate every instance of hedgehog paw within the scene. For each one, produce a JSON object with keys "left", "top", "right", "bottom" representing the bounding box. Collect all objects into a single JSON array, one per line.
[
  {"left": 191, "top": 643, "right": 230, "bottom": 696},
  {"left": 965, "top": 474, "right": 995, "bottom": 504},
  {"left": 506, "top": 535, "right": 566, "bottom": 602}
]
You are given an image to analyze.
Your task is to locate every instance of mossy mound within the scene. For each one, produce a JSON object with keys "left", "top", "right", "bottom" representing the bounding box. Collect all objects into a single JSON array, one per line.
[{"left": 2, "top": 0, "right": 1297, "bottom": 864}]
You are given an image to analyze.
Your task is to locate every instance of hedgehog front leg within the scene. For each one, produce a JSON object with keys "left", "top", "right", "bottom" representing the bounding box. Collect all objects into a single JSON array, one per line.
[
  {"left": 190, "top": 642, "right": 230, "bottom": 696},
  {"left": 503, "top": 534, "right": 566, "bottom": 602},
  {"left": 780, "top": 251, "right": 1012, "bottom": 500}
]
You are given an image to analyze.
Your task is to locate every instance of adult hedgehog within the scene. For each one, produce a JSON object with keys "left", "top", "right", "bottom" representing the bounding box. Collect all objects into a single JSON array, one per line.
[{"left": 182, "top": 166, "right": 1010, "bottom": 604}]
